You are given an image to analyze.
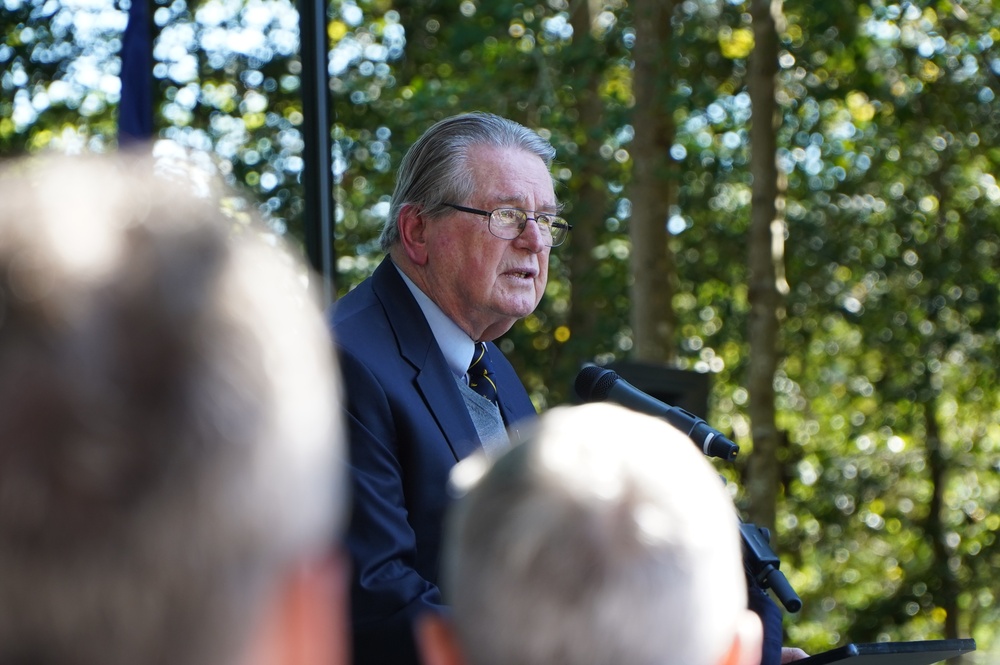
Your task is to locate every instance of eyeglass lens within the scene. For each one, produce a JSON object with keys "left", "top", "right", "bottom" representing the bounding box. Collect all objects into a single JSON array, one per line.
[{"left": 491, "top": 209, "right": 568, "bottom": 245}]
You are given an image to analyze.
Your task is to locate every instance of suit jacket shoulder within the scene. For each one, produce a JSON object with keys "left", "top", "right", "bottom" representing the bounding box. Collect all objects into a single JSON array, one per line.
[{"left": 328, "top": 258, "right": 536, "bottom": 665}]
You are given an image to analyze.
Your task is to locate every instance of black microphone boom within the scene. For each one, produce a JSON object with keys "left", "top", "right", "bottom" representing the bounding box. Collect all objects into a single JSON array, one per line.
[{"left": 574, "top": 365, "right": 739, "bottom": 461}]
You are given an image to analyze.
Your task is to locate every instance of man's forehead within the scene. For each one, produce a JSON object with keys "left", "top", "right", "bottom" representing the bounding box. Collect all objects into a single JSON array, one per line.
[
  {"left": 464, "top": 145, "right": 558, "bottom": 207},
  {"left": 472, "top": 174, "right": 559, "bottom": 209}
]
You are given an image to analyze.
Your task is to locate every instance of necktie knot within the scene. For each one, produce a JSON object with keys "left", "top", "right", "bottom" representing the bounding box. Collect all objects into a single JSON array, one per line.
[{"left": 468, "top": 342, "right": 499, "bottom": 405}]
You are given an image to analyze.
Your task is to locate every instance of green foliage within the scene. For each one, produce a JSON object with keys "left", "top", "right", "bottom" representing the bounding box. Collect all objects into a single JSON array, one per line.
[
  {"left": 7, "top": 0, "right": 1000, "bottom": 658},
  {"left": 1, "top": 0, "right": 121, "bottom": 154}
]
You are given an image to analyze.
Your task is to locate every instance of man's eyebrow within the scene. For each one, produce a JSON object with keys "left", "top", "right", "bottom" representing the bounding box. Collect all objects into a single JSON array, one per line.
[{"left": 493, "top": 194, "right": 564, "bottom": 213}]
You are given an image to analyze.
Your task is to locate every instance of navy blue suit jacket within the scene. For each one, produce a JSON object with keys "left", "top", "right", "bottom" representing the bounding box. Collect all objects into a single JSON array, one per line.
[{"left": 330, "top": 258, "right": 537, "bottom": 665}]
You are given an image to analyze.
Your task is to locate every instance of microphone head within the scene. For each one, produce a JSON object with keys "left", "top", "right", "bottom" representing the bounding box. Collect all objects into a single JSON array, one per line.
[{"left": 574, "top": 365, "right": 620, "bottom": 402}]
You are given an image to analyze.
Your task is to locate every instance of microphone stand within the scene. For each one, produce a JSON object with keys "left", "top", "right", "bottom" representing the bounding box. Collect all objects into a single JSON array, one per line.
[
  {"left": 740, "top": 521, "right": 802, "bottom": 612},
  {"left": 572, "top": 365, "right": 802, "bottom": 612}
]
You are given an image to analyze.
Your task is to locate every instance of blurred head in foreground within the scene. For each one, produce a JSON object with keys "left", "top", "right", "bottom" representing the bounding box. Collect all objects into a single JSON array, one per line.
[
  {"left": 0, "top": 152, "right": 348, "bottom": 665},
  {"left": 420, "top": 402, "right": 761, "bottom": 665}
]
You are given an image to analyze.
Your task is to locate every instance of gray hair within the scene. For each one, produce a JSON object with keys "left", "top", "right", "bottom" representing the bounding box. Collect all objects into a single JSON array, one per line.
[
  {"left": 443, "top": 403, "right": 747, "bottom": 665},
  {"left": 380, "top": 112, "right": 557, "bottom": 251},
  {"left": 0, "top": 153, "right": 345, "bottom": 665}
]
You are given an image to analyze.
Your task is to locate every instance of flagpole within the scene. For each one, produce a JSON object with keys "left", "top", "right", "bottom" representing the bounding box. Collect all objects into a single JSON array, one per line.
[
  {"left": 119, "top": 0, "right": 153, "bottom": 145},
  {"left": 298, "top": 0, "right": 336, "bottom": 304}
]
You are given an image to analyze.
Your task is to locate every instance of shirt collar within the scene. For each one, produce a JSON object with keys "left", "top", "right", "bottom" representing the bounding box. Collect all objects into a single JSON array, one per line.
[{"left": 395, "top": 264, "right": 476, "bottom": 381}]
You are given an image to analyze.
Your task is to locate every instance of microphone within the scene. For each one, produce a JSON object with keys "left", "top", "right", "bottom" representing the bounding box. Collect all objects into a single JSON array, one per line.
[{"left": 574, "top": 365, "right": 739, "bottom": 461}]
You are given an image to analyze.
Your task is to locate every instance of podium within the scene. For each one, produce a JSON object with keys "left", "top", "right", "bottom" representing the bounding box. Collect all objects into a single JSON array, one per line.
[{"left": 798, "top": 639, "right": 975, "bottom": 665}]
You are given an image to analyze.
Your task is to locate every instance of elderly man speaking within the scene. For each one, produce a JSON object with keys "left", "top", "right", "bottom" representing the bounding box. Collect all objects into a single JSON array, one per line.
[{"left": 331, "top": 111, "right": 570, "bottom": 665}]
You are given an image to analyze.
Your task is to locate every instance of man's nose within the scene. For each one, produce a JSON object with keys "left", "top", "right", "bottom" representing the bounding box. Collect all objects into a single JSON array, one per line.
[{"left": 515, "top": 217, "right": 546, "bottom": 252}]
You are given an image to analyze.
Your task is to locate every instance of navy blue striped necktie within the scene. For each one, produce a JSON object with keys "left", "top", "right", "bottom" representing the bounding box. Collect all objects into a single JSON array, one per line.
[{"left": 468, "top": 342, "right": 499, "bottom": 405}]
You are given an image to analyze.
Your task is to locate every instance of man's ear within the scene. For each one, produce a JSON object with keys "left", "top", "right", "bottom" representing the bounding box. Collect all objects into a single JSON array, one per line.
[
  {"left": 397, "top": 204, "right": 430, "bottom": 266},
  {"left": 717, "top": 609, "right": 764, "bottom": 665},
  {"left": 242, "top": 550, "right": 351, "bottom": 665},
  {"left": 415, "top": 612, "right": 466, "bottom": 665}
]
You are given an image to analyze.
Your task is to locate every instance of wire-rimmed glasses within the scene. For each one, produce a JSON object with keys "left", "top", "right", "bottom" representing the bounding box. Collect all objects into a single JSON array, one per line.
[{"left": 442, "top": 203, "right": 572, "bottom": 247}]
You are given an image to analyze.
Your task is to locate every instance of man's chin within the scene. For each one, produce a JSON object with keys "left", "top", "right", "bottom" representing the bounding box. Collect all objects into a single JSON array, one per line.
[
  {"left": 506, "top": 301, "right": 541, "bottom": 322},
  {"left": 479, "top": 316, "right": 520, "bottom": 342}
]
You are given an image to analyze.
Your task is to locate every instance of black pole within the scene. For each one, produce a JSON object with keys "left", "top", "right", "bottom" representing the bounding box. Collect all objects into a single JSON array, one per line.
[
  {"left": 741, "top": 522, "right": 802, "bottom": 613},
  {"left": 298, "top": 0, "right": 336, "bottom": 304},
  {"left": 118, "top": 0, "right": 154, "bottom": 145}
]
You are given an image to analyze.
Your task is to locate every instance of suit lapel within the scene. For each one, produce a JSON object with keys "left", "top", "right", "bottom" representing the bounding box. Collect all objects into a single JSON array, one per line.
[{"left": 370, "top": 260, "right": 482, "bottom": 462}]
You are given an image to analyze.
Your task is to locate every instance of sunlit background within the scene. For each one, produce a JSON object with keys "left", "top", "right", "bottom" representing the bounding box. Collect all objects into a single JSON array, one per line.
[{"left": 3, "top": 0, "right": 1000, "bottom": 661}]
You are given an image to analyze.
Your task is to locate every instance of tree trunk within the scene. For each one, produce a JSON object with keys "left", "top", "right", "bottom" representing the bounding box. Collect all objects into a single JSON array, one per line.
[
  {"left": 923, "top": 393, "right": 961, "bottom": 642},
  {"left": 630, "top": 0, "right": 677, "bottom": 363},
  {"left": 922, "top": 136, "right": 963, "bottom": 653},
  {"left": 563, "top": 0, "right": 610, "bottom": 369},
  {"left": 745, "top": 0, "right": 787, "bottom": 531}
]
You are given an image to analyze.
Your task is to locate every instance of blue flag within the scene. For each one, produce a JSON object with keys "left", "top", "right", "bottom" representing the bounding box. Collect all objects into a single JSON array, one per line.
[{"left": 119, "top": 0, "right": 153, "bottom": 145}]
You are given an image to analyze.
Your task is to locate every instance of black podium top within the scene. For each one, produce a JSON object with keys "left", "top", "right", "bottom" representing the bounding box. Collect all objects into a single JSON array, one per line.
[{"left": 797, "top": 639, "right": 976, "bottom": 665}]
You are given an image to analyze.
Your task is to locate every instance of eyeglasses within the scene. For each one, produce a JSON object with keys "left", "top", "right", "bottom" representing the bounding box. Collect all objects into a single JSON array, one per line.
[{"left": 442, "top": 203, "right": 572, "bottom": 247}]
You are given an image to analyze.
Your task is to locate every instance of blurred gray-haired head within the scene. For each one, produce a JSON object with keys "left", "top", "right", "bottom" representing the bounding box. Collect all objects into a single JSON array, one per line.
[
  {"left": 0, "top": 152, "right": 346, "bottom": 665},
  {"left": 442, "top": 402, "right": 747, "bottom": 665},
  {"left": 380, "top": 111, "right": 556, "bottom": 252}
]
